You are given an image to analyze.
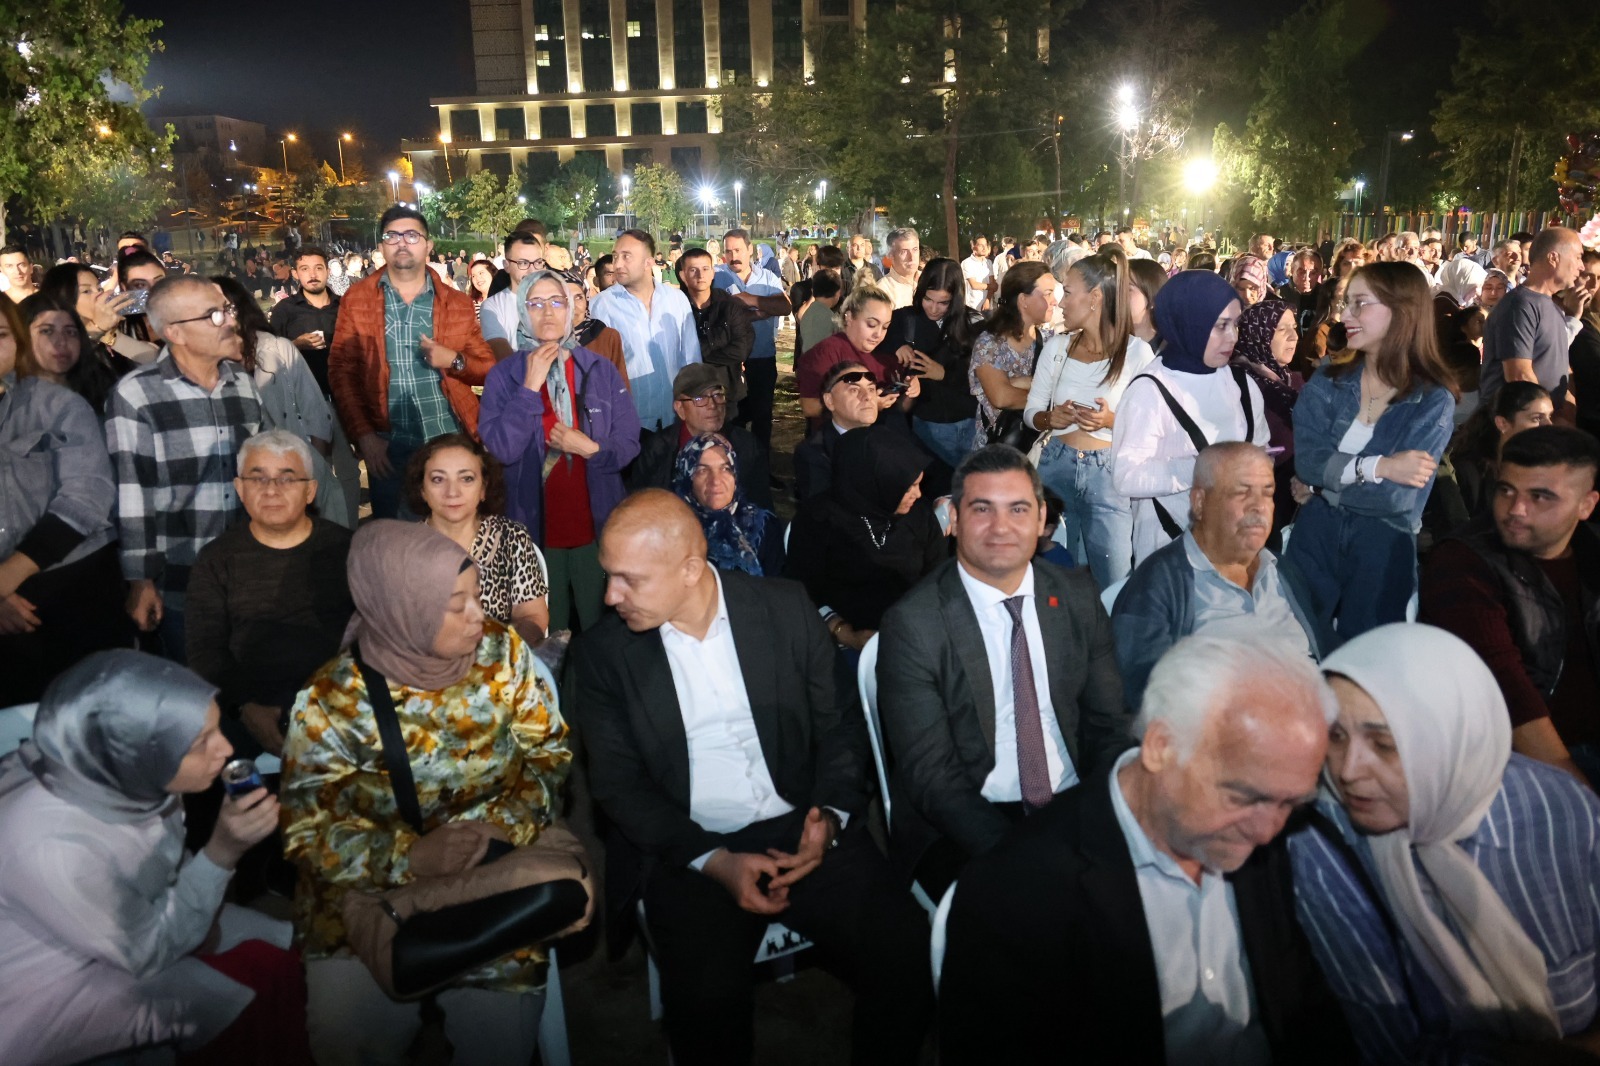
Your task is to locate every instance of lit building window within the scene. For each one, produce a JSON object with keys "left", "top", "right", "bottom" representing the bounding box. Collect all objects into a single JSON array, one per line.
[
  {"left": 535, "top": 24, "right": 549, "bottom": 40},
  {"left": 627, "top": 20, "right": 642, "bottom": 37},
  {"left": 536, "top": 50, "right": 551, "bottom": 67}
]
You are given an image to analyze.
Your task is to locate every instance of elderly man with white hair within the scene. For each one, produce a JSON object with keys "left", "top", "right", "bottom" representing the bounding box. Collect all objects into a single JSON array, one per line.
[
  {"left": 940, "top": 634, "right": 1356, "bottom": 1064},
  {"left": 105, "top": 274, "right": 263, "bottom": 660},
  {"left": 185, "top": 429, "right": 355, "bottom": 757}
]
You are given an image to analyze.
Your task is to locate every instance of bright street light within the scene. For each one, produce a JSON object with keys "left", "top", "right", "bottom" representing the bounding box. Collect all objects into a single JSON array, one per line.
[
  {"left": 1116, "top": 104, "right": 1139, "bottom": 132},
  {"left": 387, "top": 170, "right": 400, "bottom": 200},
  {"left": 816, "top": 179, "right": 827, "bottom": 205},
  {"left": 699, "top": 185, "right": 715, "bottom": 207},
  {"left": 1117, "top": 83, "right": 1135, "bottom": 105},
  {"left": 733, "top": 180, "right": 743, "bottom": 225},
  {"left": 1183, "top": 157, "right": 1218, "bottom": 195},
  {"left": 416, "top": 182, "right": 430, "bottom": 197}
]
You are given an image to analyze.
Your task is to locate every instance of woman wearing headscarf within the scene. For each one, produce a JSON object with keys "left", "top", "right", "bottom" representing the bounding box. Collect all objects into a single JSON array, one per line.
[
  {"left": 478, "top": 269, "right": 641, "bottom": 632},
  {"left": 671, "top": 432, "right": 785, "bottom": 577},
  {"left": 1111, "top": 270, "right": 1271, "bottom": 565},
  {"left": 1231, "top": 298, "right": 1305, "bottom": 540},
  {"left": 1290, "top": 623, "right": 1600, "bottom": 1065},
  {"left": 784, "top": 426, "right": 944, "bottom": 652},
  {"left": 1229, "top": 254, "right": 1272, "bottom": 308},
  {"left": 282, "top": 520, "right": 575, "bottom": 1066},
  {"left": 1283, "top": 262, "right": 1457, "bottom": 639},
  {"left": 0, "top": 649, "right": 308, "bottom": 1066}
]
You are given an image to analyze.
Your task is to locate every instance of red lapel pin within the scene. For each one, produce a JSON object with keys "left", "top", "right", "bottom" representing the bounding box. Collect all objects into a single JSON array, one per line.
[{"left": 1047, "top": 596, "right": 1059, "bottom": 608}]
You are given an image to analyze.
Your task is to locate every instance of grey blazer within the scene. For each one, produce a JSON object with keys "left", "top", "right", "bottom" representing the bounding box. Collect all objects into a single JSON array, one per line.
[{"left": 875, "top": 558, "right": 1132, "bottom": 876}]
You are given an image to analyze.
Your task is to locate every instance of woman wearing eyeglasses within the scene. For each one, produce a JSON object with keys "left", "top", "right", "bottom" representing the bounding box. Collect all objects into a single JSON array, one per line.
[
  {"left": 1281, "top": 262, "right": 1457, "bottom": 639},
  {"left": 479, "top": 270, "right": 641, "bottom": 633}
]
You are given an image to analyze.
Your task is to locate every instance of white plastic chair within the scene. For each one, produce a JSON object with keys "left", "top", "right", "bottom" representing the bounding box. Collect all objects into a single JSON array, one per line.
[
  {"left": 931, "top": 881, "right": 957, "bottom": 995},
  {"left": 1099, "top": 576, "right": 1128, "bottom": 615},
  {"left": 638, "top": 901, "right": 811, "bottom": 1025},
  {"left": 857, "top": 635, "right": 936, "bottom": 915},
  {"left": 529, "top": 539, "right": 551, "bottom": 607},
  {"left": 538, "top": 947, "right": 572, "bottom": 1066},
  {"left": 0, "top": 704, "right": 38, "bottom": 757}
]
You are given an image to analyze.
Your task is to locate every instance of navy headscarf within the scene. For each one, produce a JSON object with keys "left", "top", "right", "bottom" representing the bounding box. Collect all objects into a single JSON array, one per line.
[
  {"left": 1153, "top": 270, "right": 1242, "bottom": 375},
  {"left": 672, "top": 432, "right": 773, "bottom": 575}
]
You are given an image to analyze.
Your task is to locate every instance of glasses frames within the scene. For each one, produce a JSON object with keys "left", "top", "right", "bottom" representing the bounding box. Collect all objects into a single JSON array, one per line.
[
  {"left": 169, "top": 305, "right": 239, "bottom": 328},
  {"left": 380, "top": 230, "right": 427, "bottom": 246},
  {"left": 238, "top": 475, "right": 313, "bottom": 490}
]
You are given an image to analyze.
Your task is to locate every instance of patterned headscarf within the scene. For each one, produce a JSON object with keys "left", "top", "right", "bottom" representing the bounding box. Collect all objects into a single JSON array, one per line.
[
  {"left": 1229, "top": 254, "right": 1272, "bottom": 300},
  {"left": 671, "top": 433, "right": 772, "bottom": 575},
  {"left": 517, "top": 270, "right": 582, "bottom": 430},
  {"left": 1231, "top": 299, "right": 1299, "bottom": 410}
]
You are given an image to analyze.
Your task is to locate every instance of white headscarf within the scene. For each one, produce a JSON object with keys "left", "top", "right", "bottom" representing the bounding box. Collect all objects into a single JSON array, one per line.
[{"left": 1322, "top": 623, "right": 1560, "bottom": 1040}]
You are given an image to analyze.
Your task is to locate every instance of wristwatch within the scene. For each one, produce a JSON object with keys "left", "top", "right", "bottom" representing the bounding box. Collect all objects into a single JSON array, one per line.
[{"left": 449, "top": 353, "right": 466, "bottom": 373}]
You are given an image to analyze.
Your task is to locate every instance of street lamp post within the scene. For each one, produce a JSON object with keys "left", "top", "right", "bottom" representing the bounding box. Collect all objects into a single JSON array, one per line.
[
  {"left": 1354, "top": 179, "right": 1366, "bottom": 237},
  {"left": 1375, "top": 130, "right": 1414, "bottom": 232},
  {"left": 733, "top": 180, "right": 743, "bottom": 227},
  {"left": 620, "top": 174, "right": 631, "bottom": 228},
  {"left": 439, "top": 133, "right": 453, "bottom": 184},
  {"left": 699, "top": 186, "right": 715, "bottom": 239},
  {"left": 278, "top": 134, "right": 297, "bottom": 229},
  {"left": 337, "top": 133, "right": 352, "bottom": 184},
  {"left": 387, "top": 170, "right": 400, "bottom": 202},
  {"left": 1115, "top": 85, "right": 1138, "bottom": 224},
  {"left": 1183, "top": 157, "right": 1218, "bottom": 238}
]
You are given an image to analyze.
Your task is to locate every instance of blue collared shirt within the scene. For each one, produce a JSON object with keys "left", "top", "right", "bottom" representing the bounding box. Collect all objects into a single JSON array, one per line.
[
  {"left": 589, "top": 280, "right": 701, "bottom": 432},
  {"left": 1289, "top": 755, "right": 1600, "bottom": 1065},
  {"left": 1108, "top": 749, "right": 1269, "bottom": 1066},
  {"left": 1183, "top": 533, "right": 1310, "bottom": 659},
  {"left": 713, "top": 264, "right": 786, "bottom": 361}
]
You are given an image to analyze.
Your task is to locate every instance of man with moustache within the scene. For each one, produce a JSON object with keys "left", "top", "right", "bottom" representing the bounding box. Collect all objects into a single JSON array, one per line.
[
  {"left": 1111, "top": 443, "right": 1326, "bottom": 708},
  {"left": 269, "top": 246, "right": 341, "bottom": 397}
]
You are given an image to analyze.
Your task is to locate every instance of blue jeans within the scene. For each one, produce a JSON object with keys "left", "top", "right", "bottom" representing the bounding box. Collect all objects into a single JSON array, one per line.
[
  {"left": 367, "top": 435, "right": 421, "bottom": 521},
  {"left": 1036, "top": 441, "right": 1132, "bottom": 588},
  {"left": 913, "top": 417, "right": 977, "bottom": 472},
  {"left": 1282, "top": 496, "right": 1416, "bottom": 640}
]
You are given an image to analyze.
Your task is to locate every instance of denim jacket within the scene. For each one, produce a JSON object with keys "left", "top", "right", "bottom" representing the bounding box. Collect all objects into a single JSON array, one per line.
[{"left": 1293, "top": 365, "right": 1455, "bottom": 533}]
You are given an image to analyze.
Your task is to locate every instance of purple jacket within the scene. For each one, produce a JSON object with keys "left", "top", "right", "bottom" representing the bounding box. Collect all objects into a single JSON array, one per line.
[{"left": 479, "top": 345, "right": 642, "bottom": 543}]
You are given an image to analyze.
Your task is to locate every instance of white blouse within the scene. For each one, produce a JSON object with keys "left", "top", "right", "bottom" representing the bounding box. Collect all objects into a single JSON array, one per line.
[{"left": 1025, "top": 333, "right": 1157, "bottom": 444}]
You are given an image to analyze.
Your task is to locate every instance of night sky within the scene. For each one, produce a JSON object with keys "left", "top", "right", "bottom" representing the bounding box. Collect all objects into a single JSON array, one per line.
[{"left": 123, "top": 0, "right": 477, "bottom": 167}]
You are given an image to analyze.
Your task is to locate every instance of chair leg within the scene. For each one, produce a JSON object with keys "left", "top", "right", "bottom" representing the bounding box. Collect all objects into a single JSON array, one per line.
[
  {"left": 537, "top": 948, "right": 572, "bottom": 1066},
  {"left": 647, "top": 949, "right": 665, "bottom": 1023}
]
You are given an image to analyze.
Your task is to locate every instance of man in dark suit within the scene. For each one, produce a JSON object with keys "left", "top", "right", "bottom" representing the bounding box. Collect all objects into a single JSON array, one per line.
[
  {"left": 629, "top": 364, "right": 772, "bottom": 509},
  {"left": 570, "top": 491, "right": 932, "bottom": 1065},
  {"left": 877, "top": 444, "right": 1131, "bottom": 894},
  {"left": 940, "top": 633, "right": 1354, "bottom": 1064},
  {"left": 793, "top": 359, "right": 897, "bottom": 501}
]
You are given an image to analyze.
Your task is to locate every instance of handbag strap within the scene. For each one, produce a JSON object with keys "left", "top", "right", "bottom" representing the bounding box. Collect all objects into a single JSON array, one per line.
[
  {"left": 351, "top": 642, "right": 426, "bottom": 835},
  {"left": 1131, "top": 373, "right": 1210, "bottom": 454},
  {"left": 1230, "top": 365, "right": 1256, "bottom": 444}
]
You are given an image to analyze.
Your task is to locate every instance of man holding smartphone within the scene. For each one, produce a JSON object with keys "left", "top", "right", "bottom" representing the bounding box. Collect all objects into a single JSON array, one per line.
[{"left": 270, "top": 247, "right": 341, "bottom": 397}]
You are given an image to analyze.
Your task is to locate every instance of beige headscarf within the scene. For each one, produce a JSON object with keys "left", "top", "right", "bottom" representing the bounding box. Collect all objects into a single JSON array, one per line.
[
  {"left": 344, "top": 520, "right": 479, "bottom": 691},
  {"left": 1322, "top": 623, "right": 1560, "bottom": 1040}
]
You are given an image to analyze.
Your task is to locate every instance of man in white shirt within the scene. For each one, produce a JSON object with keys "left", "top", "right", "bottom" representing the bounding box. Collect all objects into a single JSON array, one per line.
[
  {"left": 961, "top": 234, "right": 995, "bottom": 311},
  {"left": 588, "top": 229, "right": 702, "bottom": 432},
  {"left": 477, "top": 231, "right": 547, "bottom": 360},
  {"left": 878, "top": 227, "right": 921, "bottom": 309},
  {"left": 573, "top": 491, "right": 933, "bottom": 1065},
  {"left": 941, "top": 633, "right": 1352, "bottom": 1063},
  {"left": 877, "top": 445, "right": 1132, "bottom": 896}
]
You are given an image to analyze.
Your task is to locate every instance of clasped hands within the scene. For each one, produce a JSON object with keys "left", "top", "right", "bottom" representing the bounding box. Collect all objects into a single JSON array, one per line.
[{"left": 703, "top": 807, "right": 839, "bottom": 916}]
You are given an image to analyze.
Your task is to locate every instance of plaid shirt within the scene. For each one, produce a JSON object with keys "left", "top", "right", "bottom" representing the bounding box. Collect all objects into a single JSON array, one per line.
[
  {"left": 382, "top": 274, "right": 460, "bottom": 446},
  {"left": 105, "top": 351, "right": 263, "bottom": 611}
]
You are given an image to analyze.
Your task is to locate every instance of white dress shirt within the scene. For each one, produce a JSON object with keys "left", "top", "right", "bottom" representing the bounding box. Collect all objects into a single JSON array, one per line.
[
  {"left": 956, "top": 561, "right": 1078, "bottom": 802},
  {"left": 1108, "top": 749, "right": 1269, "bottom": 1066},
  {"left": 588, "top": 280, "right": 702, "bottom": 432},
  {"left": 659, "top": 571, "right": 795, "bottom": 863}
]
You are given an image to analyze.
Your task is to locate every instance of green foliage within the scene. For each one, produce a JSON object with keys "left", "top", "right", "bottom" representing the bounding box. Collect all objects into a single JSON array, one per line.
[
  {"left": 1432, "top": 8, "right": 1600, "bottom": 212},
  {"left": 1, "top": 0, "right": 172, "bottom": 236},
  {"left": 462, "top": 170, "right": 523, "bottom": 239},
  {"left": 1214, "top": 0, "right": 1361, "bottom": 234},
  {"left": 35, "top": 136, "right": 173, "bottom": 239},
  {"left": 628, "top": 164, "right": 694, "bottom": 239}
]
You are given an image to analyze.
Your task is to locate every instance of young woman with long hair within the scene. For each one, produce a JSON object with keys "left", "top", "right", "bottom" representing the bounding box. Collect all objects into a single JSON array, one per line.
[
  {"left": 1024, "top": 247, "right": 1154, "bottom": 586},
  {"left": 876, "top": 257, "right": 981, "bottom": 468},
  {"left": 1282, "top": 261, "right": 1459, "bottom": 638}
]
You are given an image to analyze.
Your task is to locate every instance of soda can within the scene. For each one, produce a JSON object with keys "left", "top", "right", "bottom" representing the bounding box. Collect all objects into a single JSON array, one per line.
[{"left": 221, "top": 758, "right": 264, "bottom": 797}]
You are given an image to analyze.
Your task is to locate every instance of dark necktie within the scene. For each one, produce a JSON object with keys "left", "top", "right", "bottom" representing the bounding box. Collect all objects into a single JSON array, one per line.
[{"left": 1003, "top": 596, "right": 1054, "bottom": 810}]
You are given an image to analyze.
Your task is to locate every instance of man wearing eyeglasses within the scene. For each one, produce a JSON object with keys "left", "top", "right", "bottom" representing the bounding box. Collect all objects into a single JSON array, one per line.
[
  {"left": 327, "top": 206, "right": 494, "bottom": 519},
  {"left": 187, "top": 429, "right": 354, "bottom": 758},
  {"left": 105, "top": 276, "right": 265, "bottom": 662},
  {"left": 630, "top": 364, "right": 773, "bottom": 508},
  {"left": 479, "top": 230, "right": 548, "bottom": 361}
]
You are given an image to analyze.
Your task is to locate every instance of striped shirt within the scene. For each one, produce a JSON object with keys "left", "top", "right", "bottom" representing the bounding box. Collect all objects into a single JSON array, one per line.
[
  {"left": 105, "top": 351, "right": 263, "bottom": 612},
  {"left": 381, "top": 274, "right": 459, "bottom": 446},
  {"left": 1288, "top": 755, "right": 1600, "bottom": 1064}
]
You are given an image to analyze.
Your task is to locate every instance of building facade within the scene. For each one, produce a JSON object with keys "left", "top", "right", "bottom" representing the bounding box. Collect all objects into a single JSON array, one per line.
[
  {"left": 166, "top": 115, "right": 270, "bottom": 170},
  {"left": 402, "top": 0, "right": 866, "bottom": 182}
]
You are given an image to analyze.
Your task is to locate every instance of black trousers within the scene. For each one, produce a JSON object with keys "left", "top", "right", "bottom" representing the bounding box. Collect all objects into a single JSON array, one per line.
[
  {"left": 641, "top": 814, "right": 933, "bottom": 1066},
  {"left": 737, "top": 358, "right": 778, "bottom": 455},
  {"left": 0, "top": 544, "right": 132, "bottom": 706}
]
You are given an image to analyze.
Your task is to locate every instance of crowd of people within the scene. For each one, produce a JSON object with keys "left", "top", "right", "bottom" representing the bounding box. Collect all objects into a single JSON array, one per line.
[{"left": 2, "top": 205, "right": 1600, "bottom": 1066}]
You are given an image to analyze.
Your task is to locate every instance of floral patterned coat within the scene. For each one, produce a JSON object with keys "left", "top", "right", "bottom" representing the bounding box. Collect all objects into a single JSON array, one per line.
[{"left": 281, "top": 620, "right": 570, "bottom": 990}]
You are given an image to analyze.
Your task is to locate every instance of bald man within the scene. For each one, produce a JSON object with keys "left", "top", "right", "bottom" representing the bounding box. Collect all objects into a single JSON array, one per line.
[
  {"left": 1481, "top": 226, "right": 1586, "bottom": 406},
  {"left": 569, "top": 491, "right": 933, "bottom": 1064}
]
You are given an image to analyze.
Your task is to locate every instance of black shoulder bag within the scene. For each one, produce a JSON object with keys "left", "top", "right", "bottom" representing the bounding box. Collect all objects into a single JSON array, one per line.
[
  {"left": 984, "top": 334, "right": 1047, "bottom": 453},
  {"left": 1127, "top": 367, "right": 1257, "bottom": 541}
]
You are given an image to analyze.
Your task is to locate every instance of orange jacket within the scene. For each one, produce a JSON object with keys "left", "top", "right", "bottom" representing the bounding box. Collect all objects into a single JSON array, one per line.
[{"left": 328, "top": 266, "right": 495, "bottom": 441}]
